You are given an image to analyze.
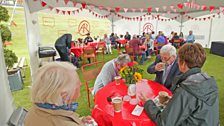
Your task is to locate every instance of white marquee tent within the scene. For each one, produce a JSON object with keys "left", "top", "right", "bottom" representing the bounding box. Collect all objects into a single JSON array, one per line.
[{"left": 1, "top": 0, "right": 224, "bottom": 125}]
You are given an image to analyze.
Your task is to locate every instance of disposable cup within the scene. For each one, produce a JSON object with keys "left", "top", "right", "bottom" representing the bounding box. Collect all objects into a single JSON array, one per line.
[{"left": 112, "top": 97, "right": 122, "bottom": 112}]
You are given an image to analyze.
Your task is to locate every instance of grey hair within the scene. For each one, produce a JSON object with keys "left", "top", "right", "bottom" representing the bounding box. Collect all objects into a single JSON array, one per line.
[
  {"left": 160, "top": 44, "right": 177, "bottom": 56},
  {"left": 132, "top": 34, "right": 137, "bottom": 39},
  {"left": 115, "top": 54, "right": 131, "bottom": 65}
]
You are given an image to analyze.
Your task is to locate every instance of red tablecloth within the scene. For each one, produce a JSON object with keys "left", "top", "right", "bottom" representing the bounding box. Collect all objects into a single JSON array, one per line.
[
  {"left": 70, "top": 46, "right": 93, "bottom": 57},
  {"left": 117, "top": 39, "right": 128, "bottom": 44},
  {"left": 92, "top": 80, "right": 172, "bottom": 126},
  {"left": 88, "top": 41, "right": 105, "bottom": 47}
]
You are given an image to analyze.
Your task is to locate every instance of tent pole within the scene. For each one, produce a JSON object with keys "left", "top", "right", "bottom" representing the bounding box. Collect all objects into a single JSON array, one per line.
[
  {"left": 8, "top": 0, "right": 18, "bottom": 29},
  {"left": 0, "top": 32, "right": 14, "bottom": 126},
  {"left": 24, "top": 0, "right": 42, "bottom": 82},
  {"left": 180, "top": 13, "right": 184, "bottom": 33},
  {"left": 208, "top": 18, "right": 213, "bottom": 48},
  {"left": 155, "top": 19, "right": 158, "bottom": 34},
  {"left": 111, "top": 14, "right": 114, "bottom": 33},
  {"left": 139, "top": 20, "right": 141, "bottom": 35}
]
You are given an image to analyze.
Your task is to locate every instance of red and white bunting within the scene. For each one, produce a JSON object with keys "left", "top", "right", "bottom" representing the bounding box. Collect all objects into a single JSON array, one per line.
[{"left": 177, "top": 3, "right": 184, "bottom": 9}]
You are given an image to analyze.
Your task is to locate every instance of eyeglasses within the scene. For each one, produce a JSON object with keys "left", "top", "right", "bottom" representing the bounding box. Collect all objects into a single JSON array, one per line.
[{"left": 161, "top": 56, "right": 171, "bottom": 62}]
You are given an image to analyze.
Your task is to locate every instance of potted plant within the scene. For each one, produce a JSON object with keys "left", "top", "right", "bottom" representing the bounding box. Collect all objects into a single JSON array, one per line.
[{"left": 0, "top": 5, "right": 22, "bottom": 91}]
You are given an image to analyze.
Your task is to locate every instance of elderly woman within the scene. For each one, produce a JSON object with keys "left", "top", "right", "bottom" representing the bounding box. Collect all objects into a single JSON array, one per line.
[
  {"left": 92, "top": 54, "right": 131, "bottom": 96},
  {"left": 25, "top": 62, "right": 93, "bottom": 126},
  {"left": 141, "top": 43, "right": 219, "bottom": 126}
]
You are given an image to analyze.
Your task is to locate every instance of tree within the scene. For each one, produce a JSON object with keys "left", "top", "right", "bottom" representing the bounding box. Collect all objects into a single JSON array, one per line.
[{"left": 0, "top": 5, "right": 17, "bottom": 68}]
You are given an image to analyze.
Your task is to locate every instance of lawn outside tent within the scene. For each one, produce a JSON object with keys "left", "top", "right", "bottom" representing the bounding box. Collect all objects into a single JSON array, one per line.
[{"left": 3, "top": 6, "right": 224, "bottom": 125}]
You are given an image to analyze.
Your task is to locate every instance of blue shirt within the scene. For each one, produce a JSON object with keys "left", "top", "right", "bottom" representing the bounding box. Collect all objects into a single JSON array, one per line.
[{"left": 186, "top": 34, "right": 195, "bottom": 43}]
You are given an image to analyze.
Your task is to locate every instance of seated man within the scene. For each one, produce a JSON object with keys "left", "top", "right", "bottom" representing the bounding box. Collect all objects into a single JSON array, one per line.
[
  {"left": 84, "top": 33, "right": 93, "bottom": 45},
  {"left": 185, "top": 30, "right": 195, "bottom": 43},
  {"left": 147, "top": 45, "right": 181, "bottom": 91},
  {"left": 129, "top": 35, "right": 146, "bottom": 65},
  {"left": 141, "top": 43, "right": 219, "bottom": 126},
  {"left": 92, "top": 54, "right": 131, "bottom": 96}
]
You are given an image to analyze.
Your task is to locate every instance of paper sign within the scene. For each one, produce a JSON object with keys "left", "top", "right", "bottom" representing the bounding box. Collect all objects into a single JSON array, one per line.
[{"left": 131, "top": 105, "right": 144, "bottom": 116}]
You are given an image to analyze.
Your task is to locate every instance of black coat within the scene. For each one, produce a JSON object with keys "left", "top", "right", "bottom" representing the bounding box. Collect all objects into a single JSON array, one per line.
[
  {"left": 147, "top": 55, "right": 181, "bottom": 91},
  {"left": 55, "top": 34, "right": 72, "bottom": 49}
]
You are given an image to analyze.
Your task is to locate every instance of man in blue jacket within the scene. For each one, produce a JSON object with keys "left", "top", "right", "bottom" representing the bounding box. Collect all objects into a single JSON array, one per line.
[
  {"left": 147, "top": 45, "right": 181, "bottom": 91},
  {"left": 55, "top": 34, "right": 72, "bottom": 61}
]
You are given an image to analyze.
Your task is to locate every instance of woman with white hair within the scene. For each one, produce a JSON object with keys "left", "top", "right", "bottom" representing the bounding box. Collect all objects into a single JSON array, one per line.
[
  {"left": 92, "top": 54, "right": 131, "bottom": 95},
  {"left": 25, "top": 62, "right": 93, "bottom": 126},
  {"left": 147, "top": 44, "right": 181, "bottom": 91}
]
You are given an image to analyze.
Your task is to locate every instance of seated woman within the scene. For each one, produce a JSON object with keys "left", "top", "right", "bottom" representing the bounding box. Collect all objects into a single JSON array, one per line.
[
  {"left": 141, "top": 43, "right": 219, "bottom": 126},
  {"left": 25, "top": 62, "right": 93, "bottom": 126}
]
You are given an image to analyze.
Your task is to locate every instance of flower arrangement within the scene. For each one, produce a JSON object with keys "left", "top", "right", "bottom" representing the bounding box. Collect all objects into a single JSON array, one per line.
[{"left": 119, "top": 61, "right": 144, "bottom": 84}]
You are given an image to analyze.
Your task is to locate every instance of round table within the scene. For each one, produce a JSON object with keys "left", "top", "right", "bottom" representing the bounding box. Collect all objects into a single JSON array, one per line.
[{"left": 92, "top": 80, "right": 172, "bottom": 126}]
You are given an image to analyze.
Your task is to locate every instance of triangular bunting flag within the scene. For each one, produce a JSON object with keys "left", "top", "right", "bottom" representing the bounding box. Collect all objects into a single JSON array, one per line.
[
  {"left": 99, "top": 6, "right": 103, "bottom": 10},
  {"left": 56, "top": 9, "right": 60, "bottom": 14},
  {"left": 48, "top": 6, "right": 53, "bottom": 11},
  {"left": 64, "top": 0, "right": 69, "bottom": 5},
  {"left": 132, "top": 8, "right": 136, "bottom": 12},
  {"left": 139, "top": 8, "right": 144, "bottom": 12},
  {"left": 72, "top": 11, "right": 75, "bottom": 15},
  {"left": 177, "top": 4, "right": 184, "bottom": 9},
  {"left": 209, "top": 6, "right": 215, "bottom": 12},
  {"left": 67, "top": 11, "right": 70, "bottom": 15},
  {"left": 147, "top": 8, "right": 152, "bottom": 12},
  {"left": 41, "top": 1, "right": 47, "bottom": 7},
  {"left": 115, "top": 7, "right": 120, "bottom": 12},
  {"left": 62, "top": 11, "right": 66, "bottom": 15},
  {"left": 124, "top": 8, "right": 128, "bottom": 13},
  {"left": 81, "top": 3, "right": 86, "bottom": 8},
  {"left": 73, "top": 2, "right": 77, "bottom": 7},
  {"left": 155, "top": 7, "right": 159, "bottom": 12}
]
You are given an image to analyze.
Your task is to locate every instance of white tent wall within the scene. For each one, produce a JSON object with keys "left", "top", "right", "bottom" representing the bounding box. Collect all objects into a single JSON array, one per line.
[
  {"left": 113, "top": 17, "right": 180, "bottom": 36},
  {"left": 210, "top": 15, "right": 224, "bottom": 46},
  {"left": 182, "top": 18, "right": 210, "bottom": 47},
  {"left": 0, "top": 34, "right": 14, "bottom": 126}
]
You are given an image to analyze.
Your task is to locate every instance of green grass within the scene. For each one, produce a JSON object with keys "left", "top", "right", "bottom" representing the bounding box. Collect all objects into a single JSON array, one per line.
[{"left": 3, "top": 7, "right": 224, "bottom": 125}]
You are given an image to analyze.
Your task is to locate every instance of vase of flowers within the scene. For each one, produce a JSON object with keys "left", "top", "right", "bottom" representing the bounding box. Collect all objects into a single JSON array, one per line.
[{"left": 119, "top": 61, "right": 143, "bottom": 85}]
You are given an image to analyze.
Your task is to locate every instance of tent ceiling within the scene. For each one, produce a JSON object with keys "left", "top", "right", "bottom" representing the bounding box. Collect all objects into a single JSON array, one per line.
[{"left": 27, "top": 0, "right": 224, "bottom": 22}]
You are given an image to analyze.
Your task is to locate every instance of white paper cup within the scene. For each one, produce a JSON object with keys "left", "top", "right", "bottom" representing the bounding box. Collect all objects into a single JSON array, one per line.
[
  {"left": 130, "top": 98, "right": 139, "bottom": 105},
  {"left": 112, "top": 97, "right": 122, "bottom": 112},
  {"left": 114, "top": 76, "right": 121, "bottom": 85}
]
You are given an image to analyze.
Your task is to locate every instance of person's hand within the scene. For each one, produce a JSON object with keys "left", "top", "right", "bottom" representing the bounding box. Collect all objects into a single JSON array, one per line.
[
  {"left": 138, "top": 93, "right": 150, "bottom": 104},
  {"left": 81, "top": 116, "right": 93, "bottom": 124},
  {"left": 155, "top": 62, "right": 165, "bottom": 71}
]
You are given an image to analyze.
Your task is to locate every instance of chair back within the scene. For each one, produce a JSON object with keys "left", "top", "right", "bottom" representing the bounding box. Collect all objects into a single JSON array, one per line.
[
  {"left": 81, "top": 61, "right": 104, "bottom": 109},
  {"left": 81, "top": 61, "right": 104, "bottom": 83},
  {"left": 83, "top": 47, "right": 96, "bottom": 56}
]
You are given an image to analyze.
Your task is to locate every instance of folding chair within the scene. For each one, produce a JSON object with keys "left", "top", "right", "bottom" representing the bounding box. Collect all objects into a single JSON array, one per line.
[
  {"left": 82, "top": 47, "right": 97, "bottom": 65},
  {"left": 81, "top": 61, "right": 104, "bottom": 109},
  {"left": 96, "top": 44, "right": 105, "bottom": 61}
]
